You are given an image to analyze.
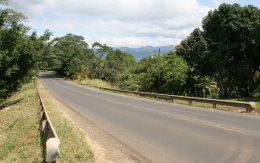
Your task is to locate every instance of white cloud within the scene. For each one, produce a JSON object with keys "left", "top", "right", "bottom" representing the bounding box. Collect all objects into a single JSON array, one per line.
[
  {"left": 8, "top": 0, "right": 53, "bottom": 17},
  {"left": 209, "top": 0, "right": 237, "bottom": 6},
  {"left": 93, "top": 36, "right": 181, "bottom": 48},
  {"left": 8, "top": 0, "right": 214, "bottom": 47},
  {"left": 206, "top": 0, "right": 260, "bottom": 7}
]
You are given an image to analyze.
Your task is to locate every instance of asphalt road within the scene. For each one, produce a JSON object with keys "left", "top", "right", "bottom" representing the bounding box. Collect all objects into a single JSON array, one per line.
[{"left": 40, "top": 74, "right": 260, "bottom": 163}]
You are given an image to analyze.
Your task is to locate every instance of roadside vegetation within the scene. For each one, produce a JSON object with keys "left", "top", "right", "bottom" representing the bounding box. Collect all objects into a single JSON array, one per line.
[
  {"left": 37, "top": 81, "right": 93, "bottom": 162},
  {"left": 46, "top": 4, "right": 260, "bottom": 105},
  {"left": 0, "top": 2, "right": 53, "bottom": 102},
  {"left": 0, "top": 82, "right": 43, "bottom": 162},
  {"left": 76, "top": 78, "right": 115, "bottom": 89},
  {"left": 1, "top": 2, "right": 259, "bottom": 105}
]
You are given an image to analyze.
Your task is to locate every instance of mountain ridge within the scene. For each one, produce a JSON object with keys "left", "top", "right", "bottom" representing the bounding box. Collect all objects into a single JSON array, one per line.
[{"left": 114, "top": 45, "right": 175, "bottom": 60}]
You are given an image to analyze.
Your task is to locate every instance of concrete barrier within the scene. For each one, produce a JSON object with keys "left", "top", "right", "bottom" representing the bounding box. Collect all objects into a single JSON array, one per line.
[{"left": 46, "top": 138, "right": 60, "bottom": 162}]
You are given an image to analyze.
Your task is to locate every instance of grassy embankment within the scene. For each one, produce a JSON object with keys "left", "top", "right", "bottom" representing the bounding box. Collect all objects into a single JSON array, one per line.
[
  {"left": 0, "top": 82, "right": 43, "bottom": 162},
  {"left": 0, "top": 81, "right": 93, "bottom": 162},
  {"left": 76, "top": 78, "right": 260, "bottom": 113}
]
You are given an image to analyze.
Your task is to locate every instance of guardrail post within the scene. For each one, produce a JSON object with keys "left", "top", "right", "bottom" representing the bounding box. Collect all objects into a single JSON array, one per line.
[
  {"left": 42, "top": 119, "right": 48, "bottom": 134},
  {"left": 36, "top": 87, "right": 60, "bottom": 162},
  {"left": 248, "top": 102, "right": 256, "bottom": 113},
  {"left": 203, "top": 89, "right": 205, "bottom": 98},
  {"left": 46, "top": 138, "right": 60, "bottom": 162},
  {"left": 208, "top": 88, "right": 211, "bottom": 98}
]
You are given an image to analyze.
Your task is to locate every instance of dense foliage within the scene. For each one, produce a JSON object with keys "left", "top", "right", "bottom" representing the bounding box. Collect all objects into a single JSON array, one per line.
[
  {"left": 104, "top": 49, "right": 138, "bottom": 90},
  {"left": 0, "top": 7, "right": 51, "bottom": 100},
  {"left": 51, "top": 34, "right": 91, "bottom": 77},
  {"left": 136, "top": 52, "right": 188, "bottom": 94},
  {"left": 176, "top": 3, "right": 260, "bottom": 98}
]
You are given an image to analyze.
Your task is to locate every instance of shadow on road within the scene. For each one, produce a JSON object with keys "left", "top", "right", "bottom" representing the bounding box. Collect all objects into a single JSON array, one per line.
[{"left": 38, "top": 72, "right": 60, "bottom": 79}]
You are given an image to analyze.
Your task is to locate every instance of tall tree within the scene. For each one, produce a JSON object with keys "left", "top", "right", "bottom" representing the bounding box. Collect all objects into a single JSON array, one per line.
[
  {"left": 104, "top": 49, "right": 137, "bottom": 90},
  {"left": 161, "top": 52, "right": 189, "bottom": 94},
  {"left": 89, "top": 42, "right": 112, "bottom": 79},
  {"left": 0, "top": 8, "right": 38, "bottom": 99},
  {"left": 176, "top": 28, "right": 213, "bottom": 95},
  {"left": 176, "top": 28, "right": 208, "bottom": 71},
  {"left": 136, "top": 52, "right": 188, "bottom": 94},
  {"left": 202, "top": 3, "right": 260, "bottom": 96},
  {"left": 52, "top": 33, "right": 91, "bottom": 77},
  {"left": 30, "top": 30, "right": 53, "bottom": 70}
]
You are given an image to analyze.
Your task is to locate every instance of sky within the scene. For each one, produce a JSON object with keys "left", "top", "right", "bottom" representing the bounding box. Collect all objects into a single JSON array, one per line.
[{"left": 6, "top": 0, "right": 260, "bottom": 48}]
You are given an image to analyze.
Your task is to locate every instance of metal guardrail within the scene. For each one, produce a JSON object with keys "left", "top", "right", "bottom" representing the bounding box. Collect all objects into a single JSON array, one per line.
[
  {"left": 89, "top": 86, "right": 256, "bottom": 113},
  {"left": 36, "top": 88, "right": 60, "bottom": 162}
]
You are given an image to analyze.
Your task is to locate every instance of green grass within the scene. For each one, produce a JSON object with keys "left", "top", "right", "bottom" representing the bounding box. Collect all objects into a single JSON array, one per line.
[
  {"left": 76, "top": 78, "right": 115, "bottom": 89},
  {"left": 0, "top": 82, "right": 43, "bottom": 162},
  {"left": 256, "top": 101, "right": 260, "bottom": 108},
  {"left": 230, "top": 97, "right": 260, "bottom": 109},
  {"left": 37, "top": 81, "right": 93, "bottom": 163}
]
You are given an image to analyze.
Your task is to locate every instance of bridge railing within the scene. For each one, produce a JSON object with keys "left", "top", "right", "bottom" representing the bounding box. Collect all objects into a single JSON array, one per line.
[{"left": 89, "top": 86, "right": 256, "bottom": 112}]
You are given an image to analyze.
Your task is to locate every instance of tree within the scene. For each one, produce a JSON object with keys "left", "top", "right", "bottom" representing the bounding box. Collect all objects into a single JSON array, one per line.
[
  {"left": 30, "top": 30, "right": 53, "bottom": 70},
  {"left": 136, "top": 52, "right": 189, "bottom": 94},
  {"left": 51, "top": 34, "right": 91, "bottom": 77},
  {"left": 202, "top": 3, "right": 260, "bottom": 97},
  {"left": 176, "top": 28, "right": 213, "bottom": 95},
  {"left": 160, "top": 52, "right": 189, "bottom": 94},
  {"left": 136, "top": 55, "right": 160, "bottom": 92},
  {"left": 104, "top": 49, "right": 137, "bottom": 90},
  {"left": 89, "top": 42, "right": 113, "bottom": 79},
  {"left": 0, "top": 8, "right": 38, "bottom": 99},
  {"left": 176, "top": 28, "right": 208, "bottom": 71}
]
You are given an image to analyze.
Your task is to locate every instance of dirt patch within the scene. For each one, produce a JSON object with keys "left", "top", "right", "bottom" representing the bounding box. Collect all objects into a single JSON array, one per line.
[{"left": 40, "top": 81, "right": 149, "bottom": 163}]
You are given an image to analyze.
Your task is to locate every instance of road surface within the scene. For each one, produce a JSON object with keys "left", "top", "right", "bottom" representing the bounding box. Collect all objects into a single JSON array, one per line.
[{"left": 40, "top": 74, "right": 260, "bottom": 163}]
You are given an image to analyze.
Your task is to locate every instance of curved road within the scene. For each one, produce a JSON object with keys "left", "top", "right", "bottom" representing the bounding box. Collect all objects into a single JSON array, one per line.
[{"left": 40, "top": 74, "right": 260, "bottom": 163}]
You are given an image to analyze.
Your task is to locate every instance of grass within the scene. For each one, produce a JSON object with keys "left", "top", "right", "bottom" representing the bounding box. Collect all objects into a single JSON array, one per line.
[
  {"left": 76, "top": 78, "right": 115, "bottom": 89},
  {"left": 230, "top": 97, "right": 260, "bottom": 109},
  {"left": 37, "top": 81, "right": 93, "bottom": 162},
  {"left": 0, "top": 82, "right": 43, "bottom": 162},
  {"left": 256, "top": 101, "right": 260, "bottom": 108}
]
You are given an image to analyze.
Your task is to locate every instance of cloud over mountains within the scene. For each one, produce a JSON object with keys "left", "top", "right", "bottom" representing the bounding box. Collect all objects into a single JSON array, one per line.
[{"left": 8, "top": 0, "right": 259, "bottom": 47}]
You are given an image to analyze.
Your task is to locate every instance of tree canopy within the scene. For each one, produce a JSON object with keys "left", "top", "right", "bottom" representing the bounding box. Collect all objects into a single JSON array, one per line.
[
  {"left": 51, "top": 33, "right": 91, "bottom": 77},
  {"left": 177, "top": 3, "right": 260, "bottom": 97},
  {"left": 136, "top": 51, "right": 188, "bottom": 94},
  {"left": 0, "top": 8, "right": 44, "bottom": 99}
]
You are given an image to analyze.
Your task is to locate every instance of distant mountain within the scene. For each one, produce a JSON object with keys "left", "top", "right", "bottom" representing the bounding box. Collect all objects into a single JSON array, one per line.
[{"left": 114, "top": 45, "right": 175, "bottom": 60}]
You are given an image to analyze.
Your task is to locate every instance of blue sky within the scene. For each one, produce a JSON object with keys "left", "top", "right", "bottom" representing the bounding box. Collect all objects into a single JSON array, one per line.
[{"left": 6, "top": 0, "right": 260, "bottom": 47}]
